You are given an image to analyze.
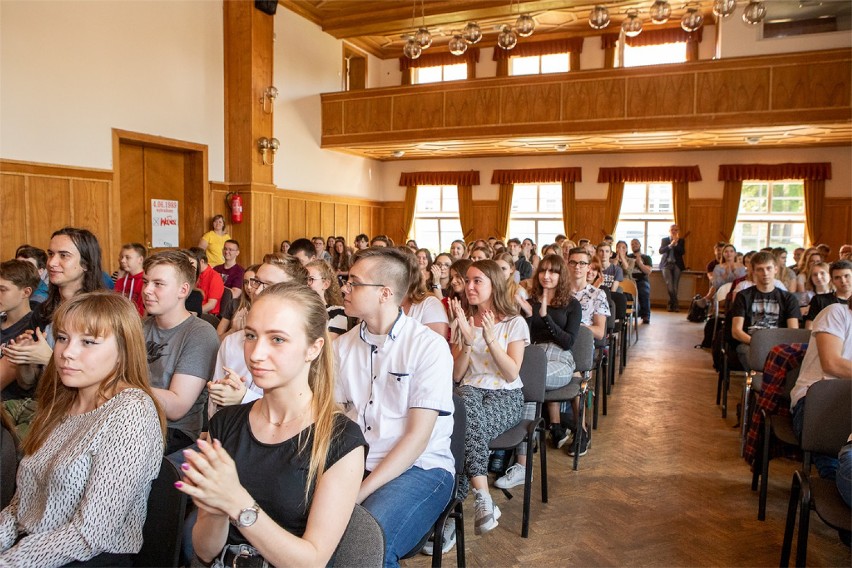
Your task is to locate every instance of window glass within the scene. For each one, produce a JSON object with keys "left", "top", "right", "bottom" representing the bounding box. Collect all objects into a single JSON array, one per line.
[
  {"left": 623, "top": 42, "right": 688, "bottom": 67},
  {"left": 510, "top": 53, "right": 570, "bottom": 76},
  {"left": 613, "top": 183, "right": 674, "bottom": 265},
  {"left": 413, "top": 185, "right": 463, "bottom": 255},
  {"left": 541, "top": 53, "right": 569, "bottom": 73},
  {"left": 414, "top": 63, "right": 468, "bottom": 84},
  {"left": 508, "top": 183, "right": 564, "bottom": 247},
  {"left": 732, "top": 180, "right": 806, "bottom": 252},
  {"left": 511, "top": 56, "right": 540, "bottom": 76},
  {"left": 416, "top": 66, "right": 442, "bottom": 84},
  {"left": 443, "top": 63, "right": 468, "bottom": 81}
]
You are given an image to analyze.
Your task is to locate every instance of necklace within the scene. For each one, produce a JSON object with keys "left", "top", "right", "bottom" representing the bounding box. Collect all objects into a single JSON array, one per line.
[{"left": 259, "top": 401, "right": 310, "bottom": 427}]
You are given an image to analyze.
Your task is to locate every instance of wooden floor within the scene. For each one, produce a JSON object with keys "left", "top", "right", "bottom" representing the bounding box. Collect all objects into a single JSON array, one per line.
[{"left": 403, "top": 311, "right": 851, "bottom": 567}]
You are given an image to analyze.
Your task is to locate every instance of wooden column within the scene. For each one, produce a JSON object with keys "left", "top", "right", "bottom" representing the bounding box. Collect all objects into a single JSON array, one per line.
[{"left": 223, "top": 0, "right": 276, "bottom": 264}]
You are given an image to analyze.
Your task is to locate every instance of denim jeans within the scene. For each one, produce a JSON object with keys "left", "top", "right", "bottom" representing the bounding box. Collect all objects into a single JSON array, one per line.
[
  {"left": 361, "top": 466, "right": 453, "bottom": 568},
  {"left": 635, "top": 278, "right": 651, "bottom": 320},
  {"left": 662, "top": 264, "right": 682, "bottom": 310},
  {"left": 792, "top": 397, "right": 839, "bottom": 480},
  {"left": 838, "top": 442, "right": 852, "bottom": 507}
]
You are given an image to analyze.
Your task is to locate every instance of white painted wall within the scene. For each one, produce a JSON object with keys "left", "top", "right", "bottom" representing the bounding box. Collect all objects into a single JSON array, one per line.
[
  {"left": 0, "top": 0, "right": 225, "bottom": 179},
  {"left": 378, "top": 145, "right": 852, "bottom": 202},
  {"left": 272, "top": 9, "right": 381, "bottom": 199}
]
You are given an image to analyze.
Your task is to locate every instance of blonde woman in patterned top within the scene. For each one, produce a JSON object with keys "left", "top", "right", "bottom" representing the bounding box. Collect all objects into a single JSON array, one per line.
[
  {"left": 0, "top": 292, "right": 165, "bottom": 567},
  {"left": 450, "top": 260, "right": 529, "bottom": 536}
]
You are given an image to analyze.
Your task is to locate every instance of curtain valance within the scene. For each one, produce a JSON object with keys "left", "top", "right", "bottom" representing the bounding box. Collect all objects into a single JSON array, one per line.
[
  {"left": 399, "top": 48, "right": 479, "bottom": 71},
  {"left": 597, "top": 166, "right": 701, "bottom": 183},
  {"left": 492, "top": 37, "right": 585, "bottom": 60},
  {"left": 717, "top": 163, "right": 832, "bottom": 181},
  {"left": 398, "top": 170, "right": 480, "bottom": 186},
  {"left": 601, "top": 27, "right": 702, "bottom": 49},
  {"left": 491, "top": 167, "right": 582, "bottom": 184}
]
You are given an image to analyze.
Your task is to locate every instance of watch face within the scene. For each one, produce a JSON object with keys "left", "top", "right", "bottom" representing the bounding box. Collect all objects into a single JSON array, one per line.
[{"left": 239, "top": 508, "right": 258, "bottom": 526}]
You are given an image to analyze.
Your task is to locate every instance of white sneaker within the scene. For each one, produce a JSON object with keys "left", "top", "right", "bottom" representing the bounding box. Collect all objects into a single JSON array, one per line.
[
  {"left": 473, "top": 490, "right": 501, "bottom": 535},
  {"left": 494, "top": 463, "right": 529, "bottom": 489},
  {"left": 421, "top": 518, "right": 456, "bottom": 556}
]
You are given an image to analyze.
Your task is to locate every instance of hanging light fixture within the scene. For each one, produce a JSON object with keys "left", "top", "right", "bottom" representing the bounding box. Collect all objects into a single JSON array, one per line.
[
  {"left": 742, "top": 0, "right": 767, "bottom": 25},
  {"left": 462, "top": 21, "right": 482, "bottom": 44},
  {"left": 622, "top": 9, "right": 643, "bottom": 37},
  {"left": 516, "top": 13, "right": 535, "bottom": 37},
  {"left": 713, "top": 0, "right": 738, "bottom": 18},
  {"left": 448, "top": 33, "right": 468, "bottom": 55},
  {"left": 415, "top": 27, "right": 432, "bottom": 49},
  {"left": 497, "top": 25, "right": 518, "bottom": 50},
  {"left": 681, "top": 5, "right": 704, "bottom": 32},
  {"left": 403, "top": 37, "right": 422, "bottom": 60},
  {"left": 589, "top": 5, "right": 611, "bottom": 29},
  {"left": 649, "top": 0, "right": 671, "bottom": 24}
]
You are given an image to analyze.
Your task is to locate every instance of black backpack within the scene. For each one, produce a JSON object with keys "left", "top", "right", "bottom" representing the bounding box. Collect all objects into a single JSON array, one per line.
[{"left": 686, "top": 295, "right": 708, "bottom": 323}]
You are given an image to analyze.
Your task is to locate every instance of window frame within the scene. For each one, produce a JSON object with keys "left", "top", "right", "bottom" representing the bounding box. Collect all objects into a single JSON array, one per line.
[
  {"left": 508, "top": 183, "right": 565, "bottom": 247},
  {"left": 614, "top": 182, "right": 675, "bottom": 264},
  {"left": 732, "top": 179, "right": 806, "bottom": 252},
  {"left": 413, "top": 62, "right": 468, "bottom": 84},
  {"left": 509, "top": 52, "right": 571, "bottom": 76},
  {"left": 622, "top": 41, "right": 688, "bottom": 68},
  {"left": 412, "top": 185, "right": 463, "bottom": 255}
]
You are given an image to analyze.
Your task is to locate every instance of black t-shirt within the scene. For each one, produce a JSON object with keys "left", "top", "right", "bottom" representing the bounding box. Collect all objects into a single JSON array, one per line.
[
  {"left": 730, "top": 286, "right": 801, "bottom": 341},
  {"left": 628, "top": 253, "right": 653, "bottom": 282},
  {"left": 209, "top": 403, "right": 367, "bottom": 545},
  {"left": 186, "top": 290, "right": 203, "bottom": 317},
  {"left": 526, "top": 297, "right": 582, "bottom": 351},
  {"left": 804, "top": 293, "right": 846, "bottom": 322}
]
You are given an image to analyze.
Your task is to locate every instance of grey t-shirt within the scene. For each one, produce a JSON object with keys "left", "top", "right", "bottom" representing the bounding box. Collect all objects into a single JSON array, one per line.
[{"left": 144, "top": 315, "right": 219, "bottom": 440}]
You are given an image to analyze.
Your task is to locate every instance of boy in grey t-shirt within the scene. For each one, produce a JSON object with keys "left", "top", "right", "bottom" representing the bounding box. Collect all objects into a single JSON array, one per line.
[{"left": 142, "top": 251, "right": 219, "bottom": 455}]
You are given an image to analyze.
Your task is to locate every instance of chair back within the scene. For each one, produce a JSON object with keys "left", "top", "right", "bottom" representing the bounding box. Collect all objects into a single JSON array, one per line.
[
  {"left": 801, "top": 379, "right": 852, "bottom": 456},
  {"left": 0, "top": 423, "right": 18, "bottom": 510},
  {"left": 620, "top": 279, "right": 637, "bottom": 298},
  {"left": 748, "top": 328, "right": 812, "bottom": 373},
  {"left": 605, "top": 299, "right": 616, "bottom": 332},
  {"left": 611, "top": 291, "right": 627, "bottom": 321},
  {"left": 519, "top": 345, "right": 547, "bottom": 404},
  {"left": 450, "top": 395, "right": 467, "bottom": 475},
  {"left": 220, "top": 287, "right": 234, "bottom": 317},
  {"left": 571, "top": 326, "right": 595, "bottom": 374},
  {"left": 134, "top": 458, "right": 188, "bottom": 567},
  {"left": 714, "top": 282, "right": 733, "bottom": 317},
  {"left": 330, "top": 504, "right": 385, "bottom": 567}
]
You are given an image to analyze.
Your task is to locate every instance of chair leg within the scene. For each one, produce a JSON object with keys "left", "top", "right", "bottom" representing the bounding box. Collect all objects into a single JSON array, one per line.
[
  {"left": 721, "top": 357, "right": 729, "bottom": 419},
  {"left": 780, "top": 472, "right": 801, "bottom": 567},
  {"left": 454, "top": 501, "right": 465, "bottom": 568},
  {"left": 521, "top": 432, "right": 536, "bottom": 538},
  {"left": 740, "top": 374, "right": 753, "bottom": 457},
  {"left": 758, "top": 416, "right": 772, "bottom": 521},
  {"left": 573, "top": 393, "right": 583, "bottom": 471},
  {"left": 795, "top": 473, "right": 812, "bottom": 567},
  {"left": 539, "top": 424, "right": 548, "bottom": 503},
  {"left": 592, "top": 358, "right": 600, "bottom": 430}
]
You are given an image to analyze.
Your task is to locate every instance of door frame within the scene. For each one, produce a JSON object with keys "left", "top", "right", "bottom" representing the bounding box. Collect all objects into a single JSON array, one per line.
[{"left": 112, "top": 128, "right": 208, "bottom": 251}]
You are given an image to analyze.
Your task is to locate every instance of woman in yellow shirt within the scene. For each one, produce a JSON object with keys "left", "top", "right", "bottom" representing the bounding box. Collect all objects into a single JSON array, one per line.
[{"left": 198, "top": 215, "right": 231, "bottom": 267}]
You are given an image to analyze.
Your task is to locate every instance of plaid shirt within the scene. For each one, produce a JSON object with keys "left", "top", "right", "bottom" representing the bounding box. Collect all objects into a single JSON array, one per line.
[{"left": 743, "top": 343, "right": 808, "bottom": 465}]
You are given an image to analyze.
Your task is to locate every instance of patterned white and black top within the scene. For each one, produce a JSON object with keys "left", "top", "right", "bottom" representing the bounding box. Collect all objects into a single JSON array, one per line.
[{"left": 0, "top": 388, "right": 163, "bottom": 568}]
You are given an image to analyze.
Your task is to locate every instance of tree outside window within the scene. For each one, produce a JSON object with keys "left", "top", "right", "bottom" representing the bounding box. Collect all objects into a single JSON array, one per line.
[
  {"left": 614, "top": 182, "right": 674, "bottom": 265},
  {"left": 732, "top": 181, "right": 806, "bottom": 252}
]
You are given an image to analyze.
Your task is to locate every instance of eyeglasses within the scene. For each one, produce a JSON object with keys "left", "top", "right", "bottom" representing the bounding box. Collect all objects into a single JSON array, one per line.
[
  {"left": 342, "top": 279, "right": 386, "bottom": 292},
  {"left": 567, "top": 261, "right": 589, "bottom": 268},
  {"left": 248, "top": 277, "right": 273, "bottom": 289}
]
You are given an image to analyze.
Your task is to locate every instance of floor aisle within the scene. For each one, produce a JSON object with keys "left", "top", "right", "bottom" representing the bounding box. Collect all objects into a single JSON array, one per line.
[{"left": 403, "top": 311, "right": 851, "bottom": 567}]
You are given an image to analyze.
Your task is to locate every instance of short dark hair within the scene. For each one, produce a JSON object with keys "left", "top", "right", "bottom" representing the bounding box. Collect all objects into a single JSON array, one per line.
[
  {"left": 751, "top": 251, "right": 776, "bottom": 268},
  {"left": 0, "top": 259, "right": 40, "bottom": 291},
  {"left": 355, "top": 234, "right": 369, "bottom": 243},
  {"left": 15, "top": 245, "right": 47, "bottom": 270},
  {"left": 830, "top": 259, "right": 852, "bottom": 275},
  {"left": 187, "top": 246, "right": 208, "bottom": 266},
  {"left": 122, "top": 243, "right": 147, "bottom": 258},
  {"left": 288, "top": 238, "right": 316, "bottom": 259},
  {"left": 507, "top": 238, "right": 521, "bottom": 246},
  {"left": 370, "top": 236, "right": 390, "bottom": 247},
  {"left": 568, "top": 247, "right": 591, "bottom": 261},
  {"left": 350, "top": 247, "right": 413, "bottom": 302},
  {"left": 224, "top": 239, "right": 239, "bottom": 249}
]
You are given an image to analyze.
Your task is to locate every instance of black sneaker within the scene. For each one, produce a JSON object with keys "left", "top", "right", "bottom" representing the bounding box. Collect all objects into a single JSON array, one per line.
[
  {"left": 549, "top": 424, "right": 573, "bottom": 449},
  {"left": 567, "top": 429, "right": 589, "bottom": 457},
  {"left": 488, "top": 450, "right": 508, "bottom": 475}
]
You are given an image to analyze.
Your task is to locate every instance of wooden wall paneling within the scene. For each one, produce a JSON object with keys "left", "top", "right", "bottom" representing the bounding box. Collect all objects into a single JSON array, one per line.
[
  {"left": 184, "top": 151, "right": 209, "bottom": 244},
  {"left": 343, "top": 97, "right": 392, "bottom": 134},
  {"left": 500, "top": 83, "right": 561, "bottom": 124},
  {"left": 305, "top": 200, "right": 322, "bottom": 238},
  {"left": 771, "top": 60, "right": 851, "bottom": 110},
  {"left": 249, "top": 191, "right": 274, "bottom": 261},
  {"left": 272, "top": 194, "right": 290, "bottom": 249},
  {"left": 695, "top": 69, "right": 770, "bottom": 115},
  {"left": 334, "top": 203, "right": 348, "bottom": 237},
  {"left": 444, "top": 88, "right": 500, "bottom": 128},
  {"left": 371, "top": 207, "right": 382, "bottom": 239},
  {"left": 71, "top": 179, "right": 113, "bottom": 266},
  {"left": 685, "top": 199, "right": 723, "bottom": 272},
  {"left": 562, "top": 78, "right": 625, "bottom": 121},
  {"left": 347, "top": 205, "right": 360, "bottom": 242},
  {"left": 288, "top": 198, "right": 306, "bottom": 242},
  {"left": 359, "top": 206, "right": 372, "bottom": 239},
  {"left": 573, "top": 200, "right": 608, "bottom": 242},
  {"left": 119, "top": 144, "right": 145, "bottom": 247},
  {"left": 392, "top": 92, "right": 444, "bottom": 131},
  {"left": 626, "top": 74, "right": 694, "bottom": 118},
  {"left": 471, "top": 202, "right": 499, "bottom": 240},
  {"left": 380, "top": 202, "right": 405, "bottom": 245},
  {"left": 28, "top": 177, "right": 72, "bottom": 250},
  {"left": 322, "top": 101, "right": 344, "bottom": 136},
  {"left": 143, "top": 147, "right": 187, "bottom": 248},
  {"left": 822, "top": 198, "right": 852, "bottom": 258},
  {"left": 321, "top": 201, "right": 336, "bottom": 239},
  {"left": 0, "top": 174, "right": 28, "bottom": 260}
]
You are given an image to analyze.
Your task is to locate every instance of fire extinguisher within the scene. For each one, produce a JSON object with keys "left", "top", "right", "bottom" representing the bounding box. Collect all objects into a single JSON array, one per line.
[{"left": 226, "top": 192, "right": 243, "bottom": 224}]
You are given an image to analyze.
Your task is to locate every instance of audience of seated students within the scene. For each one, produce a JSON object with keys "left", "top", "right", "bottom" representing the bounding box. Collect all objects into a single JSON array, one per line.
[
  {"left": 789, "top": 298, "right": 852, "bottom": 483},
  {"left": 354, "top": 233, "right": 370, "bottom": 251},
  {"left": 428, "top": 253, "right": 453, "bottom": 300},
  {"left": 587, "top": 254, "right": 604, "bottom": 289},
  {"left": 507, "top": 238, "right": 533, "bottom": 281},
  {"left": 217, "top": 263, "right": 260, "bottom": 339},
  {"left": 799, "top": 261, "right": 833, "bottom": 315},
  {"left": 311, "top": 236, "right": 331, "bottom": 263},
  {"left": 804, "top": 260, "right": 851, "bottom": 328},
  {"left": 180, "top": 282, "right": 366, "bottom": 567},
  {"left": 141, "top": 251, "right": 219, "bottom": 455},
  {"left": 449, "top": 239, "right": 466, "bottom": 261},
  {"left": 13, "top": 246, "right": 48, "bottom": 304},
  {"left": 521, "top": 238, "right": 541, "bottom": 273},
  {"left": 334, "top": 247, "right": 454, "bottom": 566},
  {"left": 288, "top": 238, "right": 317, "bottom": 265},
  {"left": 187, "top": 247, "right": 225, "bottom": 316},
  {"left": 469, "top": 246, "right": 490, "bottom": 262},
  {"left": 370, "top": 234, "right": 392, "bottom": 247},
  {"left": 443, "top": 259, "right": 472, "bottom": 318},
  {"left": 114, "top": 242, "right": 146, "bottom": 316},
  {"left": 400, "top": 250, "right": 450, "bottom": 339},
  {"left": 2, "top": 228, "right": 107, "bottom": 435},
  {"left": 566, "top": 247, "right": 610, "bottom": 455},
  {"left": 450, "top": 259, "right": 528, "bottom": 536},
  {"left": 415, "top": 248, "right": 433, "bottom": 286},
  {"left": 629, "top": 239, "right": 653, "bottom": 324},
  {"left": 331, "top": 237, "right": 351, "bottom": 280},
  {"left": 613, "top": 241, "right": 634, "bottom": 281},
  {"left": 214, "top": 239, "right": 245, "bottom": 300},
  {"left": 597, "top": 242, "right": 623, "bottom": 293},
  {"left": 840, "top": 244, "right": 852, "bottom": 261},
  {"left": 494, "top": 253, "right": 533, "bottom": 317},
  {"left": 326, "top": 235, "right": 337, "bottom": 259},
  {"left": 208, "top": 255, "right": 308, "bottom": 415},
  {"left": 305, "top": 260, "right": 349, "bottom": 338},
  {"left": 0, "top": 292, "right": 165, "bottom": 567},
  {"left": 794, "top": 247, "right": 823, "bottom": 304},
  {"left": 729, "top": 251, "right": 801, "bottom": 370},
  {"left": 660, "top": 224, "right": 687, "bottom": 312},
  {"left": 706, "top": 241, "right": 726, "bottom": 281},
  {"left": 279, "top": 239, "right": 291, "bottom": 254},
  {"left": 711, "top": 244, "right": 746, "bottom": 291},
  {"left": 495, "top": 254, "right": 582, "bottom": 490},
  {"left": 198, "top": 215, "right": 231, "bottom": 268},
  {"left": 773, "top": 247, "right": 798, "bottom": 293},
  {"left": 0, "top": 261, "right": 39, "bottom": 401}
]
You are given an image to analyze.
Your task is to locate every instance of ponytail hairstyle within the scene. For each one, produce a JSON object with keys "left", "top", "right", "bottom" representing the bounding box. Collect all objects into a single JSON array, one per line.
[{"left": 253, "top": 282, "right": 342, "bottom": 500}]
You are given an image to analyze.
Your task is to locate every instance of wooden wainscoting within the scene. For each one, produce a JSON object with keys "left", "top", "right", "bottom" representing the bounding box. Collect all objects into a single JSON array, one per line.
[
  {"left": 822, "top": 198, "right": 852, "bottom": 256},
  {"left": 0, "top": 160, "right": 118, "bottom": 269},
  {"left": 686, "top": 199, "right": 723, "bottom": 271},
  {"left": 573, "top": 200, "right": 609, "bottom": 243}
]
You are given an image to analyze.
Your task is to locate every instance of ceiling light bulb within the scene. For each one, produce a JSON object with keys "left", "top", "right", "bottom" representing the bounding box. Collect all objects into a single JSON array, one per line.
[
  {"left": 392, "top": 150, "right": 405, "bottom": 158},
  {"left": 497, "top": 25, "right": 518, "bottom": 50},
  {"left": 681, "top": 6, "right": 704, "bottom": 32},
  {"left": 403, "top": 37, "right": 422, "bottom": 60},
  {"left": 589, "top": 5, "right": 611, "bottom": 29},
  {"left": 515, "top": 14, "right": 535, "bottom": 37},
  {"left": 713, "top": 0, "right": 737, "bottom": 18},
  {"left": 448, "top": 33, "right": 468, "bottom": 56},
  {"left": 415, "top": 27, "right": 432, "bottom": 49},
  {"left": 650, "top": 0, "right": 671, "bottom": 24},
  {"left": 462, "top": 22, "right": 482, "bottom": 44},
  {"left": 622, "top": 10, "right": 643, "bottom": 37},
  {"left": 743, "top": 1, "right": 767, "bottom": 25}
]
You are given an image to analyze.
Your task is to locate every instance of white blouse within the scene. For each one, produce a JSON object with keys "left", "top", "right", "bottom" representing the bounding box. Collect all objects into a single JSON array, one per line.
[{"left": 454, "top": 315, "right": 530, "bottom": 391}]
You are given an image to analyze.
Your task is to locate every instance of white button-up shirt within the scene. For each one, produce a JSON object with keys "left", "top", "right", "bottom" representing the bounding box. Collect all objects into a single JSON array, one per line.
[{"left": 334, "top": 311, "right": 454, "bottom": 473}]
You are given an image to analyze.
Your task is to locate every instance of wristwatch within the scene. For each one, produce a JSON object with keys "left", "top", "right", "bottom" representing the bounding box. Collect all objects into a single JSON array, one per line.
[
  {"left": 431, "top": 284, "right": 440, "bottom": 289},
  {"left": 230, "top": 502, "right": 260, "bottom": 528}
]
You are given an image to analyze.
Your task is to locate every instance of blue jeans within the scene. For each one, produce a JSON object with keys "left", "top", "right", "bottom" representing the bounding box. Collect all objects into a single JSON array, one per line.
[
  {"left": 361, "top": 466, "right": 453, "bottom": 568},
  {"left": 635, "top": 278, "right": 651, "bottom": 320},
  {"left": 662, "top": 265, "right": 682, "bottom": 310},
  {"left": 792, "top": 397, "right": 839, "bottom": 480},
  {"left": 838, "top": 442, "right": 852, "bottom": 507}
]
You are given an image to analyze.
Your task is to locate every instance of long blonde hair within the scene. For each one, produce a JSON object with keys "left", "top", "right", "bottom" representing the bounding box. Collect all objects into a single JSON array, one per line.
[
  {"left": 254, "top": 282, "right": 343, "bottom": 499},
  {"left": 23, "top": 292, "right": 166, "bottom": 455}
]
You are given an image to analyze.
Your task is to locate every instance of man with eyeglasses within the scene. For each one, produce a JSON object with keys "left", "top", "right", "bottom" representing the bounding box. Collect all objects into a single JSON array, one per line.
[
  {"left": 213, "top": 239, "right": 245, "bottom": 299},
  {"left": 334, "top": 247, "right": 455, "bottom": 564}
]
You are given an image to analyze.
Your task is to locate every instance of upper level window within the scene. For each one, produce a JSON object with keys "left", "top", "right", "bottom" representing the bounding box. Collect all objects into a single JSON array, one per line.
[
  {"left": 413, "top": 185, "right": 463, "bottom": 254},
  {"left": 732, "top": 180, "right": 805, "bottom": 252},
  {"left": 623, "top": 42, "right": 687, "bottom": 67},
  {"left": 414, "top": 63, "right": 467, "bottom": 84},
  {"left": 509, "top": 183, "right": 564, "bottom": 246},
  {"left": 510, "top": 53, "right": 570, "bottom": 76},
  {"left": 614, "top": 182, "right": 674, "bottom": 264}
]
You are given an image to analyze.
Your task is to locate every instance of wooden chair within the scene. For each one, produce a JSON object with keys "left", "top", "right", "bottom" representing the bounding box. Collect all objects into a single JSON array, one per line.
[{"left": 620, "top": 278, "right": 639, "bottom": 347}]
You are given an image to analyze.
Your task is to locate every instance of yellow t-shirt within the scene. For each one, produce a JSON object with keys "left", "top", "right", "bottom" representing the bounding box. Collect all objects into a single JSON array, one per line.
[{"left": 202, "top": 231, "right": 231, "bottom": 267}]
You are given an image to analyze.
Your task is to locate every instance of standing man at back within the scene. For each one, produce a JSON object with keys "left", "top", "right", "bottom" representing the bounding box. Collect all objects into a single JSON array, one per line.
[
  {"left": 142, "top": 251, "right": 219, "bottom": 454},
  {"left": 334, "top": 247, "right": 454, "bottom": 566},
  {"left": 659, "top": 224, "right": 686, "bottom": 312}
]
